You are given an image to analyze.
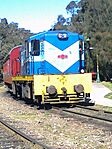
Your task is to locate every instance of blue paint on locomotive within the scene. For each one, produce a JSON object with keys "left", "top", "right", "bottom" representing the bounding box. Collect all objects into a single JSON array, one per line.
[
  {"left": 28, "top": 30, "right": 84, "bottom": 51},
  {"left": 21, "top": 30, "right": 85, "bottom": 76},
  {"left": 45, "top": 32, "right": 79, "bottom": 51},
  {"left": 23, "top": 59, "right": 84, "bottom": 75},
  {"left": 32, "top": 60, "right": 81, "bottom": 74},
  {"left": 45, "top": 61, "right": 80, "bottom": 74}
]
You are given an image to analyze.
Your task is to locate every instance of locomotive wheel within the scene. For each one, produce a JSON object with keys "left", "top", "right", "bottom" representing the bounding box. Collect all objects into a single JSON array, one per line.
[
  {"left": 33, "top": 95, "right": 42, "bottom": 109},
  {"left": 44, "top": 103, "right": 52, "bottom": 110},
  {"left": 18, "top": 85, "right": 22, "bottom": 99}
]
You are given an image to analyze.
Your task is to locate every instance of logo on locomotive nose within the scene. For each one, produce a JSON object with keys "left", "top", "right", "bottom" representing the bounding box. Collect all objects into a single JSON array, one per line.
[{"left": 58, "top": 54, "right": 68, "bottom": 59}]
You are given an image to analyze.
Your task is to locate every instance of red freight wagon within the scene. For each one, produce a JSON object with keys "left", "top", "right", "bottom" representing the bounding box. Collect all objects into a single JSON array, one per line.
[
  {"left": 10, "top": 45, "right": 21, "bottom": 77},
  {"left": 3, "top": 58, "right": 12, "bottom": 84},
  {"left": 3, "top": 45, "right": 22, "bottom": 88}
]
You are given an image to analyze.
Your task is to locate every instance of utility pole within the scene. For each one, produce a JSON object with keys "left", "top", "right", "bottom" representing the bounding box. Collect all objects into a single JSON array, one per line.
[
  {"left": 86, "top": 38, "right": 90, "bottom": 72},
  {"left": 86, "top": 37, "right": 94, "bottom": 73},
  {"left": 96, "top": 54, "right": 100, "bottom": 83}
]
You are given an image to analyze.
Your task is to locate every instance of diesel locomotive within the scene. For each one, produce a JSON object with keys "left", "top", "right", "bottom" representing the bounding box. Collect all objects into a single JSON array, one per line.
[{"left": 3, "top": 30, "right": 93, "bottom": 108}]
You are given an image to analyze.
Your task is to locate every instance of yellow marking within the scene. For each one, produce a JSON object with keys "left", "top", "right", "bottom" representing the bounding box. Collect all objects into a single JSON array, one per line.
[
  {"left": 43, "top": 100, "right": 83, "bottom": 104},
  {"left": 12, "top": 76, "right": 33, "bottom": 81},
  {"left": 57, "top": 75, "right": 67, "bottom": 85}
]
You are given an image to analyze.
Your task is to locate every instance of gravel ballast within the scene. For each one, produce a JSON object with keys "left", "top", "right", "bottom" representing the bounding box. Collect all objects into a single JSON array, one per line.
[{"left": 0, "top": 86, "right": 112, "bottom": 149}]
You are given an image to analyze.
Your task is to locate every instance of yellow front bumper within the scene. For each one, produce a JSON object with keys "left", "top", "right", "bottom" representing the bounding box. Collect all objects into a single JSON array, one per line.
[{"left": 34, "top": 73, "right": 92, "bottom": 97}]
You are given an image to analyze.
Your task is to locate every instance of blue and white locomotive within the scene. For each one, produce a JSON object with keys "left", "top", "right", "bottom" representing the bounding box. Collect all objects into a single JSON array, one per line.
[{"left": 9, "top": 30, "right": 92, "bottom": 107}]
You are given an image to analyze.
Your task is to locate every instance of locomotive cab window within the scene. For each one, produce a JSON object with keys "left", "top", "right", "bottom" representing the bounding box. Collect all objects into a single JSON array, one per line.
[{"left": 31, "top": 39, "right": 40, "bottom": 56}]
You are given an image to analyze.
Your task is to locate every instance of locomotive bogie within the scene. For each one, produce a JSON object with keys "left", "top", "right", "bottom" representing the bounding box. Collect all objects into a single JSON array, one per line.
[{"left": 12, "top": 80, "right": 33, "bottom": 99}]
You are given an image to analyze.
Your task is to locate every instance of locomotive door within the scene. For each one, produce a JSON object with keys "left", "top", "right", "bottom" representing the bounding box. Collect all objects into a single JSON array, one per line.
[
  {"left": 11, "top": 57, "right": 20, "bottom": 76},
  {"left": 25, "top": 41, "right": 30, "bottom": 75},
  {"left": 28, "top": 40, "right": 34, "bottom": 75},
  {"left": 30, "top": 39, "right": 45, "bottom": 75}
]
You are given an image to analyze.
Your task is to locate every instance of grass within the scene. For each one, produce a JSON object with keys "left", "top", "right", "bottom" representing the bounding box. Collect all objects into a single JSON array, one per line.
[
  {"left": 102, "top": 81, "right": 112, "bottom": 90},
  {"left": 95, "top": 104, "right": 112, "bottom": 112},
  {"left": 101, "top": 81, "right": 112, "bottom": 99}
]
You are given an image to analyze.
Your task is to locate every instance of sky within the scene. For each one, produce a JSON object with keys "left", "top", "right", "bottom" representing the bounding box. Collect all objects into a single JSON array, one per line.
[{"left": 0, "top": 0, "right": 73, "bottom": 33}]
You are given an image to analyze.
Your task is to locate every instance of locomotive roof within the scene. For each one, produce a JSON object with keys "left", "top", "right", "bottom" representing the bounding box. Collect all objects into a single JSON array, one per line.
[{"left": 26, "top": 30, "right": 84, "bottom": 42}]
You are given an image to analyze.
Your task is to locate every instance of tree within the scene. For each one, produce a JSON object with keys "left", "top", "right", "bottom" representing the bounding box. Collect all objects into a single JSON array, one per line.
[
  {"left": 54, "top": 0, "right": 112, "bottom": 80},
  {"left": 0, "top": 18, "right": 33, "bottom": 69},
  {"left": 66, "top": 1, "right": 77, "bottom": 16},
  {"left": 69, "top": 0, "right": 112, "bottom": 80}
]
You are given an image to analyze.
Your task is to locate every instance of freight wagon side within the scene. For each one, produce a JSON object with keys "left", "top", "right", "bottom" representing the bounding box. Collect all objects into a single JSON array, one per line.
[{"left": 3, "top": 45, "right": 22, "bottom": 90}]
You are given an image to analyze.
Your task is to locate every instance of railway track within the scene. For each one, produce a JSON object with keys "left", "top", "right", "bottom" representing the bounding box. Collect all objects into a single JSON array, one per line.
[
  {"left": 0, "top": 117, "right": 52, "bottom": 149},
  {"left": 52, "top": 105, "right": 112, "bottom": 124},
  {"left": 0, "top": 89, "right": 112, "bottom": 148},
  {"left": 0, "top": 121, "right": 32, "bottom": 149},
  {"left": 75, "top": 104, "right": 112, "bottom": 114},
  {"left": 2, "top": 91, "right": 112, "bottom": 124}
]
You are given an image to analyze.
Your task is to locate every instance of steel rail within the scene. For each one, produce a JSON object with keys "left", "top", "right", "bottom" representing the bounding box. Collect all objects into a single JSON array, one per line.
[
  {"left": 0, "top": 118, "right": 52, "bottom": 149},
  {"left": 62, "top": 109, "right": 112, "bottom": 123},
  {"left": 75, "top": 104, "right": 112, "bottom": 114}
]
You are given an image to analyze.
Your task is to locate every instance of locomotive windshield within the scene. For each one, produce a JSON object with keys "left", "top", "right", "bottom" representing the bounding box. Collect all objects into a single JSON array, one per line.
[{"left": 31, "top": 39, "right": 40, "bottom": 56}]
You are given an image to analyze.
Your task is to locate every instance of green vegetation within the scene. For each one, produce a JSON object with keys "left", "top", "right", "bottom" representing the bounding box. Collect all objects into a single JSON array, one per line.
[
  {"left": 101, "top": 81, "right": 112, "bottom": 99},
  {"left": 102, "top": 82, "right": 112, "bottom": 91},
  {"left": 0, "top": 18, "right": 34, "bottom": 69},
  {"left": 95, "top": 104, "right": 112, "bottom": 112},
  {"left": 104, "top": 93, "right": 112, "bottom": 99}
]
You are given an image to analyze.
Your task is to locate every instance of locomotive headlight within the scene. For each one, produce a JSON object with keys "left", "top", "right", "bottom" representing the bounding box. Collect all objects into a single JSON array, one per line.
[
  {"left": 81, "top": 69, "right": 84, "bottom": 73},
  {"left": 74, "top": 84, "right": 84, "bottom": 93},
  {"left": 58, "top": 32, "right": 68, "bottom": 40},
  {"left": 46, "top": 85, "right": 57, "bottom": 95}
]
